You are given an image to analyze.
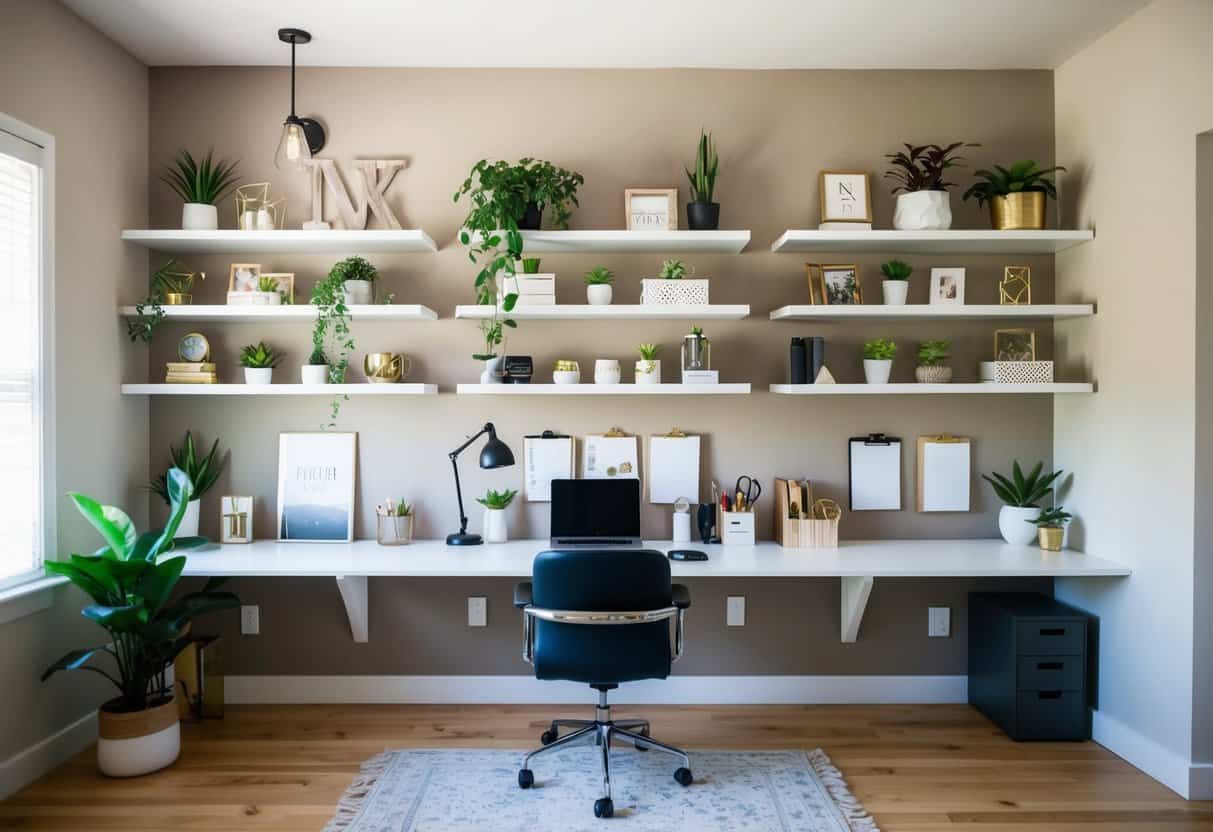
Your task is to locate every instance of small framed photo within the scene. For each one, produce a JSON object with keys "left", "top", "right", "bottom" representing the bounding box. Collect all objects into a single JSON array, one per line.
[
  {"left": 994, "top": 329, "right": 1037, "bottom": 362},
  {"left": 220, "top": 496, "right": 254, "bottom": 544},
  {"left": 260, "top": 272, "right": 295, "bottom": 304},
  {"left": 1000, "top": 266, "right": 1031, "bottom": 305},
  {"left": 624, "top": 188, "right": 678, "bottom": 230},
  {"left": 277, "top": 432, "right": 357, "bottom": 542},
  {"left": 929, "top": 267, "right": 966, "bottom": 305},
  {"left": 818, "top": 171, "right": 872, "bottom": 224},
  {"left": 818, "top": 264, "right": 862, "bottom": 305},
  {"left": 804, "top": 263, "right": 826, "bottom": 305},
  {"left": 228, "top": 263, "right": 262, "bottom": 293}
]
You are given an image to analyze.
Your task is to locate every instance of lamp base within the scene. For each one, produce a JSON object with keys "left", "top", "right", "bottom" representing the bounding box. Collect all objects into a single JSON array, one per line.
[{"left": 446, "top": 532, "right": 483, "bottom": 546}]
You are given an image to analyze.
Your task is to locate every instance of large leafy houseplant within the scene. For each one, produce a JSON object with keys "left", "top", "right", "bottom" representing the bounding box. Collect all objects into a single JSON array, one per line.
[
  {"left": 42, "top": 468, "right": 240, "bottom": 713},
  {"left": 883, "top": 142, "right": 978, "bottom": 193}
]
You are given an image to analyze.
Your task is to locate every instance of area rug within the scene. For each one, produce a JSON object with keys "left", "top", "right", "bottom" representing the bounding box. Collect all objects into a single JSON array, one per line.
[{"left": 324, "top": 748, "right": 877, "bottom": 831}]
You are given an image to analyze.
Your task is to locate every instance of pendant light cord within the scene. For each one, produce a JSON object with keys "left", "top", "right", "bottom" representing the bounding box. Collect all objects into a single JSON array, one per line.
[{"left": 289, "top": 38, "right": 297, "bottom": 118}]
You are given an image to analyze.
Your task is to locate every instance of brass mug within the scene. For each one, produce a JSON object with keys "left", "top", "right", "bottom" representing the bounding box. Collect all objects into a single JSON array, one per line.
[{"left": 363, "top": 352, "right": 411, "bottom": 383}]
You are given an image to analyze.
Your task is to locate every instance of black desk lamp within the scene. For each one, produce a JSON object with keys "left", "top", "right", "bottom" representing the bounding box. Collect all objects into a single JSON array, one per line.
[{"left": 446, "top": 422, "right": 515, "bottom": 546}]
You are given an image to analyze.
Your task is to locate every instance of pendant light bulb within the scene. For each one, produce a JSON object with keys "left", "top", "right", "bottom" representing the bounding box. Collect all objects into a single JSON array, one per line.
[
  {"left": 274, "top": 28, "right": 325, "bottom": 170},
  {"left": 275, "top": 120, "right": 311, "bottom": 171}
]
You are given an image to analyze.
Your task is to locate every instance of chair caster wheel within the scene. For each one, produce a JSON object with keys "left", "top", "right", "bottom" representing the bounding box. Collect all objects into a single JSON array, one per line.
[
  {"left": 594, "top": 797, "right": 614, "bottom": 818},
  {"left": 540, "top": 729, "right": 558, "bottom": 746},
  {"left": 518, "top": 768, "right": 534, "bottom": 789},
  {"left": 674, "top": 767, "right": 693, "bottom": 786}
]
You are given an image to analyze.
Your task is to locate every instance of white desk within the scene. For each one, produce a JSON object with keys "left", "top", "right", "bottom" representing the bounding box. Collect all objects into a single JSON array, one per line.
[{"left": 182, "top": 538, "right": 1130, "bottom": 644}]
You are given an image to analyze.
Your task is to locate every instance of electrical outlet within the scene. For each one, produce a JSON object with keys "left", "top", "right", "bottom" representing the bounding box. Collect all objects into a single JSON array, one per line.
[
  {"left": 726, "top": 595, "right": 746, "bottom": 627},
  {"left": 468, "top": 596, "right": 487, "bottom": 627},
  {"left": 928, "top": 606, "right": 951, "bottom": 638},
  {"left": 240, "top": 605, "right": 260, "bottom": 635}
]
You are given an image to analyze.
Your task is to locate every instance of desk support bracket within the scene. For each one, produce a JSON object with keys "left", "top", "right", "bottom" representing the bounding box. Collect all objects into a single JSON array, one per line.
[
  {"left": 840, "top": 576, "right": 874, "bottom": 643},
  {"left": 335, "top": 575, "right": 369, "bottom": 643}
]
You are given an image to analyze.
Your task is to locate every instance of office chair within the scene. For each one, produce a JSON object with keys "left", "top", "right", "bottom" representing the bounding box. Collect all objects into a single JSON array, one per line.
[{"left": 512, "top": 549, "right": 692, "bottom": 819}]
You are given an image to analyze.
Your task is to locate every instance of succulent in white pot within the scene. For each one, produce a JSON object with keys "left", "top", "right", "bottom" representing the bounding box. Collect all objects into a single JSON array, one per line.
[
  {"left": 983, "top": 461, "right": 1065, "bottom": 545},
  {"left": 885, "top": 141, "right": 977, "bottom": 231},
  {"left": 635, "top": 343, "right": 662, "bottom": 384},
  {"left": 584, "top": 265, "right": 613, "bottom": 305},
  {"left": 240, "top": 340, "right": 281, "bottom": 385},
  {"left": 302, "top": 347, "right": 330, "bottom": 385},
  {"left": 329, "top": 255, "right": 379, "bottom": 305},
  {"left": 915, "top": 339, "right": 953, "bottom": 383},
  {"left": 149, "top": 431, "right": 225, "bottom": 540},
  {"left": 477, "top": 488, "right": 518, "bottom": 544},
  {"left": 161, "top": 148, "right": 239, "bottom": 231},
  {"left": 879, "top": 259, "right": 912, "bottom": 305},
  {"left": 862, "top": 338, "right": 896, "bottom": 384}
]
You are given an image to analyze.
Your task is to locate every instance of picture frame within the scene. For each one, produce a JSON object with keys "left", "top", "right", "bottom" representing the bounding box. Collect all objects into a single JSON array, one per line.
[
  {"left": 994, "top": 329, "right": 1037, "bottom": 362},
  {"left": 624, "top": 188, "right": 678, "bottom": 230},
  {"left": 929, "top": 267, "right": 966, "bottom": 305},
  {"left": 1000, "top": 266, "right": 1031, "bottom": 305},
  {"left": 804, "top": 263, "right": 826, "bottom": 305},
  {"left": 818, "top": 171, "right": 872, "bottom": 224},
  {"left": 276, "top": 432, "right": 357, "bottom": 542},
  {"left": 228, "top": 263, "right": 262, "bottom": 293},
  {"left": 220, "top": 495, "right": 254, "bottom": 544},
  {"left": 260, "top": 272, "right": 295, "bottom": 304},
  {"left": 817, "top": 264, "right": 862, "bottom": 305}
]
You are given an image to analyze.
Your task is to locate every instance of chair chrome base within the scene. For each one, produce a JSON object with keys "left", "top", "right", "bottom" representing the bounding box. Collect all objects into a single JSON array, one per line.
[{"left": 517, "top": 689, "right": 692, "bottom": 819}]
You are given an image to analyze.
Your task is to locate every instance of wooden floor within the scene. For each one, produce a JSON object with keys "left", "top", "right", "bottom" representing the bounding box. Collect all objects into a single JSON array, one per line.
[{"left": 3, "top": 704, "right": 1211, "bottom": 830}]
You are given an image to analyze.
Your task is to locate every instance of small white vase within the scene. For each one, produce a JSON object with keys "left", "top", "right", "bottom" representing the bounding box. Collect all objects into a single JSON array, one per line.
[
  {"left": 301, "top": 364, "right": 329, "bottom": 385},
  {"left": 484, "top": 508, "right": 508, "bottom": 543},
  {"left": 882, "top": 280, "right": 909, "bottom": 305},
  {"left": 999, "top": 505, "right": 1041, "bottom": 545},
  {"left": 181, "top": 203, "right": 218, "bottom": 231},
  {"left": 863, "top": 359, "right": 892, "bottom": 384},
  {"left": 244, "top": 367, "right": 273, "bottom": 385},
  {"left": 587, "top": 284, "right": 613, "bottom": 305},
  {"left": 594, "top": 359, "right": 621, "bottom": 384},
  {"left": 635, "top": 359, "right": 661, "bottom": 384},
  {"left": 480, "top": 356, "right": 505, "bottom": 384},
  {"left": 176, "top": 499, "right": 200, "bottom": 538},
  {"left": 342, "top": 280, "right": 374, "bottom": 305},
  {"left": 893, "top": 191, "right": 953, "bottom": 230}
]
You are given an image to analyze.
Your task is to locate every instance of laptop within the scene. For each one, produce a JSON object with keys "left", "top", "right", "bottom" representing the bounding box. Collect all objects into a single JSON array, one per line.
[{"left": 550, "top": 479, "right": 642, "bottom": 547}]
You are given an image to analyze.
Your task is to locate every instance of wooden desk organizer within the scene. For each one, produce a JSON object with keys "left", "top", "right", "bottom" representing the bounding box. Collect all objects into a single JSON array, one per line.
[{"left": 773, "top": 478, "right": 840, "bottom": 548}]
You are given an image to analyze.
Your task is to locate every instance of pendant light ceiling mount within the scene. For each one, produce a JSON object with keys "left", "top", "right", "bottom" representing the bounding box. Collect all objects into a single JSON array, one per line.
[{"left": 275, "top": 27, "right": 326, "bottom": 170}]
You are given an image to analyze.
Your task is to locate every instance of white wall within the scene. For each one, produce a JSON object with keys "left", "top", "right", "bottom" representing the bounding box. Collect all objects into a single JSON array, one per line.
[
  {"left": 1193, "top": 130, "right": 1213, "bottom": 793},
  {"left": 1053, "top": 0, "right": 1213, "bottom": 799}
]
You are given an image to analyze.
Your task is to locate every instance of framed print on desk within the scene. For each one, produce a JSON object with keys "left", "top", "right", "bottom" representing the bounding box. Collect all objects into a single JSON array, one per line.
[
  {"left": 277, "top": 432, "right": 357, "bottom": 542},
  {"left": 624, "top": 188, "right": 678, "bottom": 230}
]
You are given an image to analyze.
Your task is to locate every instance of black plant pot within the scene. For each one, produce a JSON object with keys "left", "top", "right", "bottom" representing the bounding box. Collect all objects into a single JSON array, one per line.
[
  {"left": 517, "top": 202, "right": 543, "bottom": 230},
  {"left": 686, "top": 201, "right": 720, "bottom": 231}
]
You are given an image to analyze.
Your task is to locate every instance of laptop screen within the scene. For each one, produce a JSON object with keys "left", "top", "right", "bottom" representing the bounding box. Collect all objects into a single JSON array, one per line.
[{"left": 550, "top": 479, "right": 641, "bottom": 542}]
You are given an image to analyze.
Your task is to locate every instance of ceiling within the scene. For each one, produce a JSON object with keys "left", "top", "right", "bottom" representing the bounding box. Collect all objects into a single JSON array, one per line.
[{"left": 64, "top": 0, "right": 1148, "bottom": 70}]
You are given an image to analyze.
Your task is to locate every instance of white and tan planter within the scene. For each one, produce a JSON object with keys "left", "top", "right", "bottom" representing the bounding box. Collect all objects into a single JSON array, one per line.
[
  {"left": 97, "top": 697, "right": 180, "bottom": 778},
  {"left": 915, "top": 365, "right": 953, "bottom": 383},
  {"left": 635, "top": 359, "right": 661, "bottom": 384}
]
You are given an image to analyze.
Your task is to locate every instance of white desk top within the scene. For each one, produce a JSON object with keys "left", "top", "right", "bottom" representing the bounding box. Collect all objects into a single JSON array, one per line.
[{"left": 180, "top": 538, "right": 1130, "bottom": 579}]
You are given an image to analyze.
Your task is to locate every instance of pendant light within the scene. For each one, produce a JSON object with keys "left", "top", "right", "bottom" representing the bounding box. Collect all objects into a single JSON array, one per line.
[{"left": 274, "top": 28, "right": 326, "bottom": 171}]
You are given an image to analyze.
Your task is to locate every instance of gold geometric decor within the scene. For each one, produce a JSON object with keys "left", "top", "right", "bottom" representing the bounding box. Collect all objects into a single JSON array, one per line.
[{"left": 1000, "top": 266, "right": 1032, "bottom": 305}]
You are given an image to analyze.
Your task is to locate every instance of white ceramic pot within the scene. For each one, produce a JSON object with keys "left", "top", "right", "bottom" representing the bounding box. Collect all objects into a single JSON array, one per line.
[
  {"left": 863, "top": 359, "right": 892, "bottom": 384},
  {"left": 553, "top": 369, "right": 581, "bottom": 385},
  {"left": 301, "top": 364, "right": 329, "bottom": 385},
  {"left": 254, "top": 291, "right": 282, "bottom": 306},
  {"left": 342, "top": 280, "right": 374, "bottom": 305},
  {"left": 97, "top": 698, "right": 180, "bottom": 778},
  {"left": 176, "top": 499, "right": 200, "bottom": 538},
  {"left": 893, "top": 190, "right": 952, "bottom": 230},
  {"left": 635, "top": 359, "right": 661, "bottom": 384},
  {"left": 483, "top": 508, "right": 508, "bottom": 543},
  {"left": 882, "top": 280, "right": 909, "bottom": 305},
  {"left": 999, "top": 505, "right": 1041, "bottom": 545},
  {"left": 594, "top": 359, "right": 621, "bottom": 384},
  {"left": 586, "top": 284, "right": 613, "bottom": 305},
  {"left": 479, "top": 356, "right": 505, "bottom": 384},
  {"left": 181, "top": 203, "right": 218, "bottom": 231},
  {"left": 244, "top": 367, "right": 273, "bottom": 385}
]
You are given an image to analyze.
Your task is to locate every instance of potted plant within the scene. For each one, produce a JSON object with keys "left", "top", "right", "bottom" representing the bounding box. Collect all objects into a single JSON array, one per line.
[
  {"left": 862, "top": 338, "right": 896, "bottom": 383},
  {"left": 685, "top": 129, "right": 720, "bottom": 230},
  {"left": 963, "top": 160, "right": 1067, "bottom": 230},
  {"left": 982, "top": 461, "right": 1064, "bottom": 545},
  {"left": 310, "top": 266, "right": 356, "bottom": 426},
  {"left": 303, "top": 347, "right": 329, "bottom": 385},
  {"left": 475, "top": 315, "right": 512, "bottom": 383},
  {"left": 635, "top": 343, "right": 662, "bottom": 384},
  {"left": 160, "top": 149, "right": 240, "bottom": 231},
  {"left": 584, "top": 266, "right": 614, "bottom": 305},
  {"left": 126, "top": 260, "right": 203, "bottom": 343},
  {"left": 521, "top": 257, "right": 542, "bottom": 274},
  {"left": 329, "top": 255, "right": 378, "bottom": 305},
  {"left": 148, "top": 431, "right": 225, "bottom": 538},
  {"left": 43, "top": 468, "right": 239, "bottom": 777},
  {"left": 249, "top": 275, "right": 283, "bottom": 305},
  {"left": 879, "top": 259, "right": 912, "bottom": 305},
  {"left": 376, "top": 499, "right": 414, "bottom": 546},
  {"left": 641, "top": 258, "right": 710, "bottom": 305},
  {"left": 1032, "top": 506, "right": 1072, "bottom": 552},
  {"left": 240, "top": 341, "right": 281, "bottom": 384},
  {"left": 884, "top": 142, "right": 977, "bottom": 230},
  {"left": 915, "top": 339, "right": 953, "bottom": 383},
  {"left": 477, "top": 488, "right": 518, "bottom": 544}
]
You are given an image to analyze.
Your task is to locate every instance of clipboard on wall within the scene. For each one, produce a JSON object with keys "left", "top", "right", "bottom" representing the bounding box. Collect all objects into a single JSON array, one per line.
[
  {"left": 524, "top": 430, "right": 574, "bottom": 502},
  {"left": 916, "top": 434, "right": 972, "bottom": 512},
  {"left": 582, "top": 427, "right": 639, "bottom": 480},
  {"left": 648, "top": 428, "right": 700, "bottom": 504},
  {"left": 848, "top": 433, "right": 901, "bottom": 511}
]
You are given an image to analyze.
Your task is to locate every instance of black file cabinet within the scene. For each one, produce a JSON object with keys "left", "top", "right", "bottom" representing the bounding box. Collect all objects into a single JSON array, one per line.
[{"left": 968, "top": 593, "right": 1092, "bottom": 741}]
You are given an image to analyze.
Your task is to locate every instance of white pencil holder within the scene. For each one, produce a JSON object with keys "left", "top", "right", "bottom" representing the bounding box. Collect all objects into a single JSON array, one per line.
[{"left": 719, "top": 510, "right": 756, "bottom": 546}]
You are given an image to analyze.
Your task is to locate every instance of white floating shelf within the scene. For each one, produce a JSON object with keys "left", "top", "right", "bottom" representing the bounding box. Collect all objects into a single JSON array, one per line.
[
  {"left": 770, "top": 229, "right": 1094, "bottom": 255},
  {"left": 454, "top": 304, "right": 749, "bottom": 320},
  {"left": 118, "top": 304, "right": 438, "bottom": 322},
  {"left": 457, "top": 383, "right": 751, "bottom": 395},
  {"left": 121, "top": 229, "right": 438, "bottom": 254},
  {"left": 770, "top": 383, "right": 1093, "bottom": 395},
  {"left": 471, "top": 229, "right": 750, "bottom": 253},
  {"left": 122, "top": 383, "right": 438, "bottom": 396},
  {"left": 770, "top": 304, "right": 1094, "bottom": 322}
]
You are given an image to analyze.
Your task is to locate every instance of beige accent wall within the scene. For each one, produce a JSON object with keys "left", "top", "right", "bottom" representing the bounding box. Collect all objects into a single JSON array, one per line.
[
  {"left": 0, "top": 0, "right": 148, "bottom": 762},
  {"left": 1053, "top": 0, "right": 1213, "bottom": 797}
]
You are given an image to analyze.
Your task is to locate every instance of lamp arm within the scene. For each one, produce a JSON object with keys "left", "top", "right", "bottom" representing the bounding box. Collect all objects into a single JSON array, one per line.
[
  {"left": 449, "top": 422, "right": 493, "bottom": 460},
  {"left": 448, "top": 423, "right": 494, "bottom": 536}
]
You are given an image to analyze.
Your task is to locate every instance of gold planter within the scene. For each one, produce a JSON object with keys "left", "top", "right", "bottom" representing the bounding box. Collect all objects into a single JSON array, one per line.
[
  {"left": 363, "top": 352, "right": 410, "bottom": 383},
  {"left": 163, "top": 293, "right": 192, "bottom": 305},
  {"left": 1038, "top": 526, "right": 1064, "bottom": 552},
  {"left": 989, "top": 192, "right": 1046, "bottom": 230}
]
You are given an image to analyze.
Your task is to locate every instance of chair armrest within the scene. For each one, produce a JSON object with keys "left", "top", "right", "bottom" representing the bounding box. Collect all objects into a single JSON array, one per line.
[
  {"left": 513, "top": 582, "right": 533, "bottom": 609},
  {"left": 672, "top": 584, "right": 691, "bottom": 609}
]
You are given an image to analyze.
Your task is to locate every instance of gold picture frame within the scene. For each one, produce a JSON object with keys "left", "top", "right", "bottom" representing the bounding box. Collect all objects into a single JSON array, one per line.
[
  {"left": 1000, "top": 266, "right": 1032, "bottom": 305},
  {"left": 624, "top": 188, "right": 678, "bottom": 230},
  {"left": 220, "top": 496, "right": 254, "bottom": 544},
  {"left": 994, "top": 328, "right": 1037, "bottom": 361},
  {"left": 805, "top": 263, "right": 826, "bottom": 304},
  {"left": 814, "top": 263, "right": 862, "bottom": 305},
  {"left": 228, "top": 263, "right": 262, "bottom": 293},
  {"left": 818, "top": 170, "right": 872, "bottom": 224},
  {"left": 260, "top": 272, "right": 295, "bottom": 304}
]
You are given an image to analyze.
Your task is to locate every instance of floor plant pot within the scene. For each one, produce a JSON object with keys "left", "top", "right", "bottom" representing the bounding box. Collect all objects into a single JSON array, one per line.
[
  {"left": 586, "top": 284, "right": 612, "bottom": 305},
  {"left": 915, "top": 365, "right": 953, "bottom": 383},
  {"left": 342, "top": 280, "right": 373, "bottom": 305},
  {"left": 635, "top": 359, "right": 661, "bottom": 384},
  {"left": 480, "top": 356, "right": 505, "bottom": 384},
  {"left": 863, "top": 359, "right": 892, "bottom": 384},
  {"left": 882, "top": 280, "right": 909, "bottom": 305},
  {"left": 244, "top": 367, "right": 273, "bottom": 385},
  {"left": 893, "top": 191, "right": 952, "bottom": 230},
  {"left": 990, "top": 192, "right": 1047, "bottom": 230},
  {"left": 517, "top": 202, "right": 542, "bottom": 230},
  {"left": 176, "top": 499, "right": 200, "bottom": 538},
  {"left": 181, "top": 203, "right": 218, "bottom": 231},
  {"left": 1038, "top": 526, "right": 1064, "bottom": 552},
  {"left": 301, "top": 364, "right": 329, "bottom": 385},
  {"left": 483, "top": 508, "right": 508, "bottom": 543},
  {"left": 686, "top": 201, "right": 720, "bottom": 231},
  {"left": 97, "top": 697, "right": 180, "bottom": 778},
  {"left": 998, "top": 505, "right": 1040, "bottom": 545}
]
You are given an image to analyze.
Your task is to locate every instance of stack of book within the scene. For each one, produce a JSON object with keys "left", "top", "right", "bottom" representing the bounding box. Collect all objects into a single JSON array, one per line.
[{"left": 165, "top": 362, "right": 218, "bottom": 384}]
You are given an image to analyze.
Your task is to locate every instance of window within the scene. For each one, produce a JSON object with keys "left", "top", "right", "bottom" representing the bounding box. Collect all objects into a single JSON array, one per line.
[{"left": 0, "top": 116, "right": 52, "bottom": 592}]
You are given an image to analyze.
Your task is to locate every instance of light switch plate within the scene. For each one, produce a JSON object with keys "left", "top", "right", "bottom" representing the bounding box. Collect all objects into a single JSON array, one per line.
[
  {"left": 727, "top": 595, "right": 746, "bottom": 627},
  {"left": 928, "top": 606, "right": 951, "bottom": 637},
  {"left": 468, "top": 596, "right": 487, "bottom": 627},
  {"left": 240, "top": 605, "right": 260, "bottom": 635}
]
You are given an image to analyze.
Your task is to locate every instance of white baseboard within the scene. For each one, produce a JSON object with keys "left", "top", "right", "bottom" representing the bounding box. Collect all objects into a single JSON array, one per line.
[
  {"left": 1091, "top": 709, "right": 1194, "bottom": 798},
  {"left": 225, "top": 674, "right": 967, "bottom": 705},
  {"left": 0, "top": 710, "right": 96, "bottom": 800}
]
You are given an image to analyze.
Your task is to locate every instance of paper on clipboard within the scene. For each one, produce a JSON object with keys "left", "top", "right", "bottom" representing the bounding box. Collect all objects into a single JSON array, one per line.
[
  {"left": 849, "top": 435, "right": 901, "bottom": 510},
  {"left": 917, "top": 435, "right": 971, "bottom": 512},
  {"left": 582, "top": 434, "right": 639, "bottom": 480},
  {"left": 649, "top": 434, "right": 700, "bottom": 504},
  {"left": 524, "top": 434, "right": 574, "bottom": 502}
]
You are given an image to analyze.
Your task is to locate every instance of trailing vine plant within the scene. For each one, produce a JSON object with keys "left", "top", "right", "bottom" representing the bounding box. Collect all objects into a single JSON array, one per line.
[
  {"left": 126, "top": 259, "right": 205, "bottom": 344},
  {"left": 310, "top": 265, "right": 357, "bottom": 428}
]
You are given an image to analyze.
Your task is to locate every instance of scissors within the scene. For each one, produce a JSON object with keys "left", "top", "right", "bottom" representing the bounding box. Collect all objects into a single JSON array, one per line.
[{"left": 733, "top": 476, "right": 762, "bottom": 512}]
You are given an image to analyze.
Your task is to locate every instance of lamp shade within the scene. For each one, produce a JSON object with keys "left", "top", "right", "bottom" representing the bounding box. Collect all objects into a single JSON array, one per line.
[
  {"left": 274, "top": 120, "right": 312, "bottom": 171},
  {"left": 479, "top": 432, "right": 515, "bottom": 469}
]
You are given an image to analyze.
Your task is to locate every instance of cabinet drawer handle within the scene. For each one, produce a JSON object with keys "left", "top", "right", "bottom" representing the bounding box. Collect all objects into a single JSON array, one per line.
[
  {"left": 1037, "top": 690, "right": 1063, "bottom": 700},
  {"left": 1039, "top": 628, "right": 1066, "bottom": 636},
  {"left": 1037, "top": 662, "right": 1063, "bottom": 670}
]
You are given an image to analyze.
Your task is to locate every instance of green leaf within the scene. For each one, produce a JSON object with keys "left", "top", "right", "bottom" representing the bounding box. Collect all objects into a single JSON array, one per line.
[
  {"left": 82, "top": 604, "right": 143, "bottom": 632},
  {"left": 139, "top": 556, "right": 186, "bottom": 615},
  {"left": 69, "top": 493, "right": 136, "bottom": 560}
]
